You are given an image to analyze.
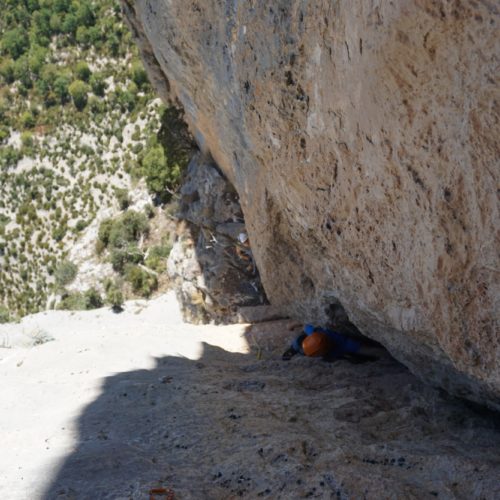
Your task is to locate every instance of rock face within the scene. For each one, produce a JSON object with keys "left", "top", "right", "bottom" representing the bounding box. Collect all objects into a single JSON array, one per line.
[
  {"left": 122, "top": 1, "right": 499, "bottom": 409},
  {"left": 167, "top": 154, "right": 267, "bottom": 323}
]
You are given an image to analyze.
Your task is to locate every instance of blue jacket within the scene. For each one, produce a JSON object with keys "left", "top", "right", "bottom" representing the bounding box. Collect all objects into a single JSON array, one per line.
[{"left": 292, "top": 324, "right": 361, "bottom": 358}]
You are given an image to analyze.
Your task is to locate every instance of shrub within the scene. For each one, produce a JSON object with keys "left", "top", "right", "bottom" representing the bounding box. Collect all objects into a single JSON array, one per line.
[
  {"left": 114, "top": 187, "right": 130, "bottom": 211},
  {"left": 0, "top": 305, "right": 10, "bottom": 323},
  {"left": 144, "top": 203, "right": 154, "bottom": 219},
  {"left": 125, "top": 265, "right": 157, "bottom": 297},
  {"left": 75, "top": 219, "right": 88, "bottom": 232},
  {"left": 130, "top": 59, "right": 148, "bottom": 88},
  {"left": 108, "top": 211, "right": 149, "bottom": 249},
  {"left": 58, "top": 288, "right": 102, "bottom": 311},
  {"left": 52, "top": 224, "right": 67, "bottom": 242},
  {"left": 110, "top": 246, "right": 143, "bottom": 273},
  {"left": 74, "top": 61, "right": 91, "bottom": 82},
  {"left": 89, "top": 72, "right": 106, "bottom": 96},
  {"left": 53, "top": 73, "right": 70, "bottom": 103},
  {"left": 142, "top": 106, "right": 195, "bottom": 202},
  {"left": 0, "top": 58, "right": 15, "bottom": 83},
  {"left": 68, "top": 80, "right": 89, "bottom": 110},
  {"left": 145, "top": 243, "right": 171, "bottom": 273},
  {"left": 105, "top": 279, "right": 124, "bottom": 312},
  {"left": 58, "top": 292, "right": 86, "bottom": 310},
  {"left": 2, "top": 28, "right": 29, "bottom": 59},
  {"left": 54, "top": 260, "right": 78, "bottom": 287},
  {"left": 20, "top": 111, "right": 36, "bottom": 129},
  {"left": 83, "top": 287, "right": 103, "bottom": 309},
  {"left": 97, "top": 218, "right": 113, "bottom": 248}
]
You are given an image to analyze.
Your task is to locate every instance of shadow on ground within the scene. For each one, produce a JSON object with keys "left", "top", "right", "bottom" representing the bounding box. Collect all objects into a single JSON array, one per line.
[{"left": 43, "top": 323, "right": 500, "bottom": 500}]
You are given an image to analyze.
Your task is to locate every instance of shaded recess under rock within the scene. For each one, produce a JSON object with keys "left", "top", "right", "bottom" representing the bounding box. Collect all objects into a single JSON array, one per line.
[
  {"left": 167, "top": 154, "right": 267, "bottom": 323},
  {"left": 122, "top": 0, "right": 499, "bottom": 410}
]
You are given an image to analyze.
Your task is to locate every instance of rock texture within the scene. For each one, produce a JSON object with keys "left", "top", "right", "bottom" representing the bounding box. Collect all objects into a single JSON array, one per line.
[
  {"left": 4, "top": 303, "right": 497, "bottom": 499},
  {"left": 122, "top": 1, "right": 499, "bottom": 409},
  {"left": 167, "top": 154, "right": 267, "bottom": 323}
]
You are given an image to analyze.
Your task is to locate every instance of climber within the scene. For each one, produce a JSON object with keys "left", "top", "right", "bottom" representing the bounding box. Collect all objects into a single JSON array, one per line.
[{"left": 282, "top": 324, "right": 383, "bottom": 362}]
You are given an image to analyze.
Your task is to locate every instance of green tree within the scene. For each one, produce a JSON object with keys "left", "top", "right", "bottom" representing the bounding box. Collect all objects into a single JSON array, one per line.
[
  {"left": 2, "top": 28, "right": 29, "bottom": 59},
  {"left": 125, "top": 265, "right": 157, "bottom": 297},
  {"left": 28, "top": 44, "right": 47, "bottom": 76},
  {"left": 68, "top": 79, "right": 89, "bottom": 110},
  {"left": 20, "top": 110, "right": 36, "bottom": 129},
  {"left": 143, "top": 145, "right": 168, "bottom": 196},
  {"left": 75, "top": 26, "right": 89, "bottom": 46},
  {"left": 0, "top": 58, "right": 15, "bottom": 83},
  {"left": 130, "top": 60, "right": 148, "bottom": 88},
  {"left": 0, "top": 305, "right": 10, "bottom": 323},
  {"left": 74, "top": 61, "right": 91, "bottom": 82},
  {"left": 53, "top": 73, "right": 70, "bottom": 103},
  {"left": 76, "top": 1, "right": 95, "bottom": 27},
  {"left": 53, "top": 0, "right": 71, "bottom": 13},
  {"left": 49, "top": 13, "right": 62, "bottom": 33},
  {"left": 14, "top": 55, "right": 32, "bottom": 90},
  {"left": 61, "top": 14, "right": 77, "bottom": 35},
  {"left": 89, "top": 72, "right": 106, "bottom": 96}
]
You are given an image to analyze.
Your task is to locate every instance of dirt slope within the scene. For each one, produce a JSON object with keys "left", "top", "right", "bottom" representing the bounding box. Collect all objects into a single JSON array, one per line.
[{"left": 0, "top": 294, "right": 499, "bottom": 499}]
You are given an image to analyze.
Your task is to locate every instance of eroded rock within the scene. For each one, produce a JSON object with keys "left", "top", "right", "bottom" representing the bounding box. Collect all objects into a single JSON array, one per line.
[
  {"left": 123, "top": 1, "right": 499, "bottom": 409},
  {"left": 167, "top": 155, "right": 267, "bottom": 323}
]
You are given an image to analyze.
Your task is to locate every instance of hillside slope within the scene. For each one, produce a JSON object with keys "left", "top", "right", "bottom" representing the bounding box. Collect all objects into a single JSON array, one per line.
[{"left": 0, "top": 0, "right": 170, "bottom": 319}]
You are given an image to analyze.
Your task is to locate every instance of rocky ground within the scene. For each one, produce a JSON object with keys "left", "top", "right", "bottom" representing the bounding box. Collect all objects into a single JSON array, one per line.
[{"left": 0, "top": 293, "right": 499, "bottom": 500}]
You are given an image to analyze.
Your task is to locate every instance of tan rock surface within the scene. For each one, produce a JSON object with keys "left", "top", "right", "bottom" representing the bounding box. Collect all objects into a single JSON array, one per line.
[
  {"left": 121, "top": 1, "right": 499, "bottom": 409},
  {"left": 1, "top": 296, "right": 499, "bottom": 499}
]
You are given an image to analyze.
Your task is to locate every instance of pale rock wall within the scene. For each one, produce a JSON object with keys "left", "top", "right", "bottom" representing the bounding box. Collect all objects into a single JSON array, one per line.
[{"left": 122, "top": 0, "right": 499, "bottom": 409}]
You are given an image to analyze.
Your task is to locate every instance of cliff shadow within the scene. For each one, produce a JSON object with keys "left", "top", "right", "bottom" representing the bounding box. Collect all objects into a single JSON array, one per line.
[{"left": 42, "top": 322, "right": 500, "bottom": 499}]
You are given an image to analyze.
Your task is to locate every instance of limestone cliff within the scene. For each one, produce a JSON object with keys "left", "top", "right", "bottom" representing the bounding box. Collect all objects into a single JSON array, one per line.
[{"left": 122, "top": 1, "right": 499, "bottom": 409}]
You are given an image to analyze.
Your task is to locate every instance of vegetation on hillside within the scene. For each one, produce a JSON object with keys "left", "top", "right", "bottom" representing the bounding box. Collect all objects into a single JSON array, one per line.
[{"left": 0, "top": 0, "right": 194, "bottom": 319}]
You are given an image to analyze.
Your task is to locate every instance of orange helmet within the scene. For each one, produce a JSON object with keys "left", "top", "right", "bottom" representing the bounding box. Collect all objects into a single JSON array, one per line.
[{"left": 302, "top": 332, "right": 332, "bottom": 357}]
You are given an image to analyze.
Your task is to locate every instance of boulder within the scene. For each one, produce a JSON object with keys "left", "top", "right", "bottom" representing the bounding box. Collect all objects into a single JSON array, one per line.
[{"left": 122, "top": 1, "right": 499, "bottom": 409}]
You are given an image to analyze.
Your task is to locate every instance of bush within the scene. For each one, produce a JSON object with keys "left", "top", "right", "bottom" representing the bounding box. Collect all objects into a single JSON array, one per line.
[
  {"left": 114, "top": 188, "right": 130, "bottom": 211},
  {"left": 54, "top": 260, "right": 78, "bottom": 287},
  {"left": 58, "top": 288, "right": 103, "bottom": 311},
  {"left": 68, "top": 80, "right": 89, "bottom": 110},
  {"left": 89, "top": 72, "right": 106, "bottom": 96},
  {"left": 142, "top": 106, "right": 195, "bottom": 202},
  {"left": 130, "top": 60, "right": 148, "bottom": 88},
  {"left": 145, "top": 243, "right": 171, "bottom": 273},
  {"left": 125, "top": 265, "right": 157, "bottom": 297},
  {"left": 108, "top": 211, "right": 149, "bottom": 249},
  {"left": 20, "top": 111, "right": 36, "bottom": 129},
  {"left": 105, "top": 279, "right": 124, "bottom": 312},
  {"left": 52, "top": 224, "right": 67, "bottom": 242},
  {"left": 58, "top": 292, "right": 86, "bottom": 310},
  {"left": 2, "top": 28, "right": 29, "bottom": 59},
  {"left": 144, "top": 203, "right": 154, "bottom": 219},
  {"left": 74, "top": 61, "right": 91, "bottom": 82},
  {"left": 110, "top": 246, "right": 143, "bottom": 273},
  {"left": 0, "top": 305, "right": 10, "bottom": 324},
  {"left": 97, "top": 218, "right": 113, "bottom": 249},
  {"left": 83, "top": 287, "right": 103, "bottom": 309},
  {"left": 75, "top": 219, "right": 88, "bottom": 232},
  {"left": 0, "top": 58, "right": 15, "bottom": 83},
  {"left": 53, "top": 73, "right": 70, "bottom": 103}
]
